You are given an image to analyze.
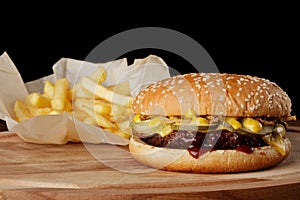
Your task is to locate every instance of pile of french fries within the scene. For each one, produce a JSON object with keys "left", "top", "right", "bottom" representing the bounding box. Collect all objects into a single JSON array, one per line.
[{"left": 13, "top": 66, "right": 133, "bottom": 139}]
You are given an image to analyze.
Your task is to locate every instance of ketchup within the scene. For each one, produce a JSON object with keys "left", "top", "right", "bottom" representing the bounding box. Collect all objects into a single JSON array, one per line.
[
  {"left": 188, "top": 145, "right": 253, "bottom": 159},
  {"left": 236, "top": 145, "right": 253, "bottom": 154},
  {"left": 187, "top": 147, "right": 210, "bottom": 159}
]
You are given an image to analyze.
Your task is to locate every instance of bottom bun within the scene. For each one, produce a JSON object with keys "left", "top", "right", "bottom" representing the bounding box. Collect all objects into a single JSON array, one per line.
[{"left": 129, "top": 137, "right": 291, "bottom": 173}]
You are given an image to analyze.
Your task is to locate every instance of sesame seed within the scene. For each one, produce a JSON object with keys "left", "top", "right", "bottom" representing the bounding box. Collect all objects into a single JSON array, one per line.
[
  {"left": 178, "top": 79, "right": 184, "bottom": 84},
  {"left": 236, "top": 92, "right": 240, "bottom": 97}
]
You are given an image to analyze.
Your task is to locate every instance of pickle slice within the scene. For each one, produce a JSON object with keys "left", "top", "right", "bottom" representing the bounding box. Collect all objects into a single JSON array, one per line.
[
  {"left": 131, "top": 117, "right": 165, "bottom": 136},
  {"left": 237, "top": 125, "right": 274, "bottom": 136},
  {"left": 263, "top": 133, "right": 286, "bottom": 155},
  {"left": 274, "top": 123, "right": 286, "bottom": 138},
  {"left": 171, "top": 123, "right": 219, "bottom": 131}
]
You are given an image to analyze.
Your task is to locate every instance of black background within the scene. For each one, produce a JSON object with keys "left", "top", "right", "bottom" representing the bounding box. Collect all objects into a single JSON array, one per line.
[{"left": 0, "top": 4, "right": 299, "bottom": 117}]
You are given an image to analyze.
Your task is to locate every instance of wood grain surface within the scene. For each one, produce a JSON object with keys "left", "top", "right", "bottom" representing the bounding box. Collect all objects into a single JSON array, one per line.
[{"left": 0, "top": 122, "right": 300, "bottom": 199}]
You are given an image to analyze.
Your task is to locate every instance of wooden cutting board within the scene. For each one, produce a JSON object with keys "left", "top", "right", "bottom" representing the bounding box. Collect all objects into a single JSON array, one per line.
[{"left": 1, "top": 130, "right": 300, "bottom": 199}]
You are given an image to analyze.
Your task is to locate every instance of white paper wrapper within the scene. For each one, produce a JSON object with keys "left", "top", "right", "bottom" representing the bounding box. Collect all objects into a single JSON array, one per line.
[{"left": 0, "top": 52, "right": 170, "bottom": 145}]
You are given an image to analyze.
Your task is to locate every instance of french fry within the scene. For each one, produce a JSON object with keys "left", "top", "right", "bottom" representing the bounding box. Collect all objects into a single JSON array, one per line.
[
  {"left": 115, "top": 120, "right": 131, "bottom": 135},
  {"left": 80, "top": 77, "right": 132, "bottom": 107},
  {"left": 67, "top": 88, "right": 73, "bottom": 102},
  {"left": 43, "top": 80, "right": 54, "bottom": 99},
  {"left": 108, "top": 116, "right": 129, "bottom": 123},
  {"left": 110, "top": 104, "right": 131, "bottom": 116},
  {"left": 28, "top": 106, "right": 52, "bottom": 116},
  {"left": 107, "top": 81, "right": 131, "bottom": 96},
  {"left": 83, "top": 117, "right": 98, "bottom": 126},
  {"left": 25, "top": 92, "right": 51, "bottom": 108},
  {"left": 107, "top": 128, "right": 131, "bottom": 139},
  {"left": 73, "top": 98, "right": 111, "bottom": 115},
  {"left": 83, "top": 105, "right": 117, "bottom": 129},
  {"left": 72, "top": 110, "right": 89, "bottom": 121},
  {"left": 72, "top": 84, "right": 94, "bottom": 99},
  {"left": 87, "top": 66, "right": 107, "bottom": 84},
  {"left": 51, "top": 78, "right": 69, "bottom": 110},
  {"left": 73, "top": 110, "right": 98, "bottom": 126},
  {"left": 64, "top": 98, "right": 72, "bottom": 112},
  {"left": 14, "top": 100, "right": 33, "bottom": 122},
  {"left": 48, "top": 110, "right": 63, "bottom": 115}
]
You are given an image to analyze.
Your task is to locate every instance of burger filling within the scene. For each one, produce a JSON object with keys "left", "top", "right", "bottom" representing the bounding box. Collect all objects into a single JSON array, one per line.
[{"left": 131, "top": 112, "right": 296, "bottom": 159}]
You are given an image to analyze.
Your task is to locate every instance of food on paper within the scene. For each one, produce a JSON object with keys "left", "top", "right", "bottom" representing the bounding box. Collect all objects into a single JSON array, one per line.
[{"left": 13, "top": 65, "right": 133, "bottom": 139}]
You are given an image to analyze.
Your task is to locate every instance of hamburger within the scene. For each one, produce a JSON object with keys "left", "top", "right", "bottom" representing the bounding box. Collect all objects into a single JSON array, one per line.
[{"left": 129, "top": 72, "right": 296, "bottom": 173}]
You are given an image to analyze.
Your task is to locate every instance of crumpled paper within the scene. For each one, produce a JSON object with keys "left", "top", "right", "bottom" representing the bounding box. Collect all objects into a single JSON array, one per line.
[{"left": 0, "top": 52, "right": 170, "bottom": 145}]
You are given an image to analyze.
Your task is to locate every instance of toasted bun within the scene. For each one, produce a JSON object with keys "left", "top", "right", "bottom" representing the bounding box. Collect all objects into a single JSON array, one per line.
[
  {"left": 129, "top": 137, "right": 291, "bottom": 173},
  {"left": 132, "top": 73, "right": 292, "bottom": 117}
]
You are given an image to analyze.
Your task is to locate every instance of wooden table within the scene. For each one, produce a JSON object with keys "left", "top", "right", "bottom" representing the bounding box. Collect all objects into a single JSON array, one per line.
[{"left": 1, "top": 120, "right": 300, "bottom": 199}]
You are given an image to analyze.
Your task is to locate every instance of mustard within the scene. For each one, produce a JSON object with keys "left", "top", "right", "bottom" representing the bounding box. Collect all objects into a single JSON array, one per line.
[
  {"left": 225, "top": 117, "right": 242, "bottom": 130},
  {"left": 185, "top": 108, "right": 197, "bottom": 118},
  {"left": 148, "top": 117, "right": 164, "bottom": 127},
  {"left": 190, "top": 117, "right": 209, "bottom": 126},
  {"left": 133, "top": 114, "right": 141, "bottom": 123},
  {"left": 242, "top": 118, "right": 262, "bottom": 133},
  {"left": 158, "top": 125, "right": 173, "bottom": 137}
]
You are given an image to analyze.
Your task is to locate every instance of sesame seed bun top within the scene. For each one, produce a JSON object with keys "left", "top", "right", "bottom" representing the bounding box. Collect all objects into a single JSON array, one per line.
[{"left": 132, "top": 73, "right": 292, "bottom": 117}]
